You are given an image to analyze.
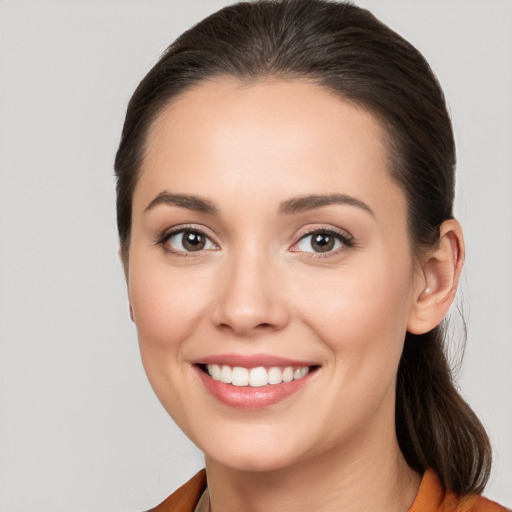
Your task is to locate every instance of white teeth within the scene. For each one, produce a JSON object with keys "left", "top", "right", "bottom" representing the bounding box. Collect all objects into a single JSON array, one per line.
[
  {"left": 249, "top": 367, "right": 268, "bottom": 387},
  {"left": 208, "top": 364, "right": 221, "bottom": 381},
  {"left": 268, "top": 366, "right": 283, "bottom": 385},
  {"left": 231, "top": 367, "right": 249, "bottom": 386},
  {"left": 282, "top": 367, "right": 294, "bottom": 383},
  {"left": 205, "top": 364, "right": 311, "bottom": 387},
  {"left": 220, "top": 365, "right": 232, "bottom": 384}
]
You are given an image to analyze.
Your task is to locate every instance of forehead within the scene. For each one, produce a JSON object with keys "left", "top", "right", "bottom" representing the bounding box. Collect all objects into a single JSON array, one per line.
[
  {"left": 136, "top": 78, "right": 403, "bottom": 218},
  {"left": 145, "top": 77, "right": 389, "bottom": 165}
]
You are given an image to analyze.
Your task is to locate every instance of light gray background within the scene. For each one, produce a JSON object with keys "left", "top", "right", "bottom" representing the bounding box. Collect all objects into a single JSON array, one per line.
[{"left": 0, "top": 1, "right": 510, "bottom": 510}]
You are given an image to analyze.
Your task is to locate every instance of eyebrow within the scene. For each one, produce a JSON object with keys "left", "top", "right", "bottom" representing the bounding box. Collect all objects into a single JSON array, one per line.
[
  {"left": 279, "top": 193, "right": 374, "bottom": 216},
  {"left": 144, "top": 191, "right": 374, "bottom": 217},
  {"left": 144, "top": 192, "right": 218, "bottom": 214}
]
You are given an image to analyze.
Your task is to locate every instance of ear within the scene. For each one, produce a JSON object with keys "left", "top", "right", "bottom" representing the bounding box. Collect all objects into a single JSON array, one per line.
[{"left": 407, "top": 219, "right": 465, "bottom": 335}]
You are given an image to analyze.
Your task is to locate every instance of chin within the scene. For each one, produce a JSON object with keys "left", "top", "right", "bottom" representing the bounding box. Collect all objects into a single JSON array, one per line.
[
  {"left": 196, "top": 425, "right": 310, "bottom": 473},
  {"left": 206, "top": 447, "right": 301, "bottom": 473}
]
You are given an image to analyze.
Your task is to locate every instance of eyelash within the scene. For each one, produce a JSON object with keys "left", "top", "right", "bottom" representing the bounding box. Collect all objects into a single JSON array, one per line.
[
  {"left": 155, "top": 224, "right": 218, "bottom": 257},
  {"left": 292, "top": 227, "right": 355, "bottom": 257},
  {"left": 155, "top": 225, "right": 354, "bottom": 257}
]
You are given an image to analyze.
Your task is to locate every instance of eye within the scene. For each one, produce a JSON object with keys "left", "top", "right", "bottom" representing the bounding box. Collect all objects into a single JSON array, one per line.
[
  {"left": 164, "top": 229, "right": 217, "bottom": 253},
  {"left": 294, "top": 229, "right": 352, "bottom": 254}
]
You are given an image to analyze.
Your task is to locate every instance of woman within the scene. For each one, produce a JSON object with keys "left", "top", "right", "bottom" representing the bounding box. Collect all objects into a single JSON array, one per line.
[{"left": 114, "top": 1, "right": 508, "bottom": 510}]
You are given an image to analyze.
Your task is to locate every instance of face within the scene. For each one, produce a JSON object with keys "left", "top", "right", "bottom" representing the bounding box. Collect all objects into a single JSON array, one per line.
[{"left": 127, "top": 79, "right": 423, "bottom": 473}]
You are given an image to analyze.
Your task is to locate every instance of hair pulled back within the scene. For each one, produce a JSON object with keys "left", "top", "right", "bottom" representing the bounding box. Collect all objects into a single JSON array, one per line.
[{"left": 115, "top": 0, "right": 491, "bottom": 494}]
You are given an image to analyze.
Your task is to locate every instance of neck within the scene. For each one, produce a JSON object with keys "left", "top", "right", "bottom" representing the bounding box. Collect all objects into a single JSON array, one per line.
[{"left": 205, "top": 417, "right": 421, "bottom": 512}]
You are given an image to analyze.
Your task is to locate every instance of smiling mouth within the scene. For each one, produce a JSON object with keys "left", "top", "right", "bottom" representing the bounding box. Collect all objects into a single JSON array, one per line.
[{"left": 198, "top": 364, "right": 318, "bottom": 387}]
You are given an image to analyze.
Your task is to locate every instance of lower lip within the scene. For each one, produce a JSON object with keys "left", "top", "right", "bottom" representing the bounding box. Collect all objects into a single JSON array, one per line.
[{"left": 195, "top": 366, "right": 314, "bottom": 409}]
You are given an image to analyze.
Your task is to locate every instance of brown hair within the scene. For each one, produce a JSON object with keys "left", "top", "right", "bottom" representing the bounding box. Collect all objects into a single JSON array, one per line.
[{"left": 115, "top": 0, "right": 491, "bottom": 494}]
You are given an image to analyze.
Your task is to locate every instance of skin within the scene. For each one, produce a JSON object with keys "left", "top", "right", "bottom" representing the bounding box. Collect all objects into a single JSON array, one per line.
[{"left": 126, "top": 79, "right": 464, "bottom": 512}]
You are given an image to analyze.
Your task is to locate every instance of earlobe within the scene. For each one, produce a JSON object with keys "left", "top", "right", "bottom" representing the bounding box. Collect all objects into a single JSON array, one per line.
[{"left": 407, "top": 219, "right": 465, "bottom": 335}]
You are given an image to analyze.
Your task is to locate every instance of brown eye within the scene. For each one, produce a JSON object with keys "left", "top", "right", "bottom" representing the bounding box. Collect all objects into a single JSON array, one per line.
[
  {"left": 311, "top": 233, "right": 335, "bottom": 252},
  {"left": 182, "top": 231, "right": 206, "bottom": 251},
  {"left": 295, "top": 229, "right": 350, "bottom": 254},
  {"left": 165, "top": 229, "right": 216, "bottom": 253}
]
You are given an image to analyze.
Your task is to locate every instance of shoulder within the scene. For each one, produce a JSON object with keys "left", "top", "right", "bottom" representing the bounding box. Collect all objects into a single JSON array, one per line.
[
  {"left": 409, "top": 469, "right": 509, "bottom": 512},
  {"left": 465, "top": 495, "right": 510, "bottom": 512},
  {"left": 145, "top": 469, "right": 207, "bottom": 512},
  {"left": 443, "top": 494, "right": 510, "bottom": 512}
]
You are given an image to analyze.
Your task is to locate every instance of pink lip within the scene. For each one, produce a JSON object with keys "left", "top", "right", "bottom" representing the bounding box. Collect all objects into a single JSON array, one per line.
[
  {"left": 193, "top": 363, "right": 318, "bottom": 410},
  {"left": 194, "top": 353, "right": 317, "bottom": 368}
]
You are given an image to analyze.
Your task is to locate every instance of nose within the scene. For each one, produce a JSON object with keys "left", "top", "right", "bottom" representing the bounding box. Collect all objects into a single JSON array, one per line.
[{"left": 211, "top": 251, "right": 289, "bottom": 336}]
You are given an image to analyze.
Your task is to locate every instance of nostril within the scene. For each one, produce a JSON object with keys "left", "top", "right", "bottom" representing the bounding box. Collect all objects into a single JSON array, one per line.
[{"left": 217, "top": 321, "right": 273, "bottom": 332}]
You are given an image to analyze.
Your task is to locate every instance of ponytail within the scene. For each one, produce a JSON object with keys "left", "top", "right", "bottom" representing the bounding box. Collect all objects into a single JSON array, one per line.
[{"left": 396, "top": 326, "right": 492, "bottom": 494}]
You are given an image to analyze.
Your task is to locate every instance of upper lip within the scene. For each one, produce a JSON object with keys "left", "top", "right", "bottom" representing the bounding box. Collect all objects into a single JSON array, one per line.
[{"left": 193, "top": 353, "right": 318, "bottom": 368}]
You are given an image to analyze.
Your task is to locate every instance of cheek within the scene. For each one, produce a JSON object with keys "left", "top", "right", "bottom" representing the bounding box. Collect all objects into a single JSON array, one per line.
[
  {"left": 126, "top": 255, "right": 217, "bottom": 430},
  {"left": 128, "top": 257, "right": 212, "bottom": 354},
  {"left": 297, "top": 258, "right": 413, "bottom": 375}
]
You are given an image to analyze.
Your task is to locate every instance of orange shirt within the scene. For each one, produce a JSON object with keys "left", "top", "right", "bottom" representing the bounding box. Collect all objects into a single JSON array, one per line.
[{"left": 148, "top": 468, "right": 508, "bottom": 512}]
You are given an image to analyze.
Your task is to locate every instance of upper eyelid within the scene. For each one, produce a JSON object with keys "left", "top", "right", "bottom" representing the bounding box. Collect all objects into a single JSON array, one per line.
[
  {"left": 294, "top": 225, "right": 353, "bottom": 242},
  {"left": 158, "top": 224, "right": 214, "bottom": 239}
]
